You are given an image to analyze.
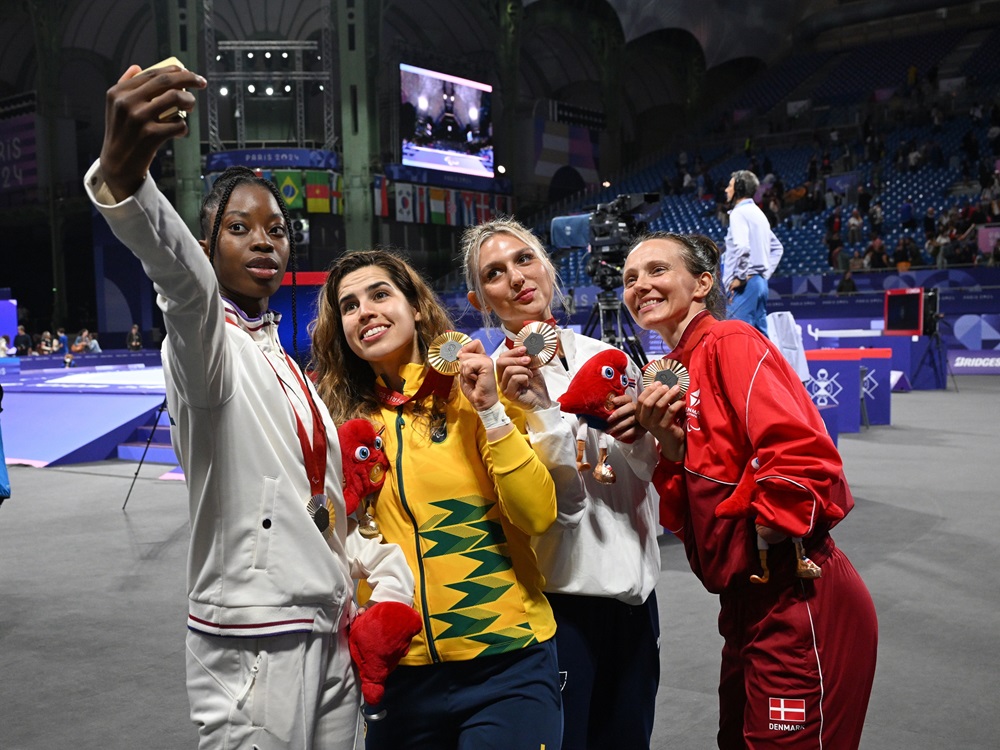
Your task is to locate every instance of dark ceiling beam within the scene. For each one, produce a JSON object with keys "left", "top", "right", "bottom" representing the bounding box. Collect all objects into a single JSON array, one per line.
[{"left": 794, "top": 0, "right": 977, "bottom": 43}]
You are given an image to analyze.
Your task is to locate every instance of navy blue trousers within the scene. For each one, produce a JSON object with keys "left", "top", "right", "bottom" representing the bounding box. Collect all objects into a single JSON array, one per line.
[
  {"left": 364, "top": 639, "right": 562, "bottom": 750},
  {"left": 548, "top": 591, "right": 660, "bottom": 750}
]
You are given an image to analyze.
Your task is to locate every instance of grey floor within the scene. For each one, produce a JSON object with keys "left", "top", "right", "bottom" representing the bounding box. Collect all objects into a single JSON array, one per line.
[{"left": 2, "top": 377, "right": 999, "bottom": 749}]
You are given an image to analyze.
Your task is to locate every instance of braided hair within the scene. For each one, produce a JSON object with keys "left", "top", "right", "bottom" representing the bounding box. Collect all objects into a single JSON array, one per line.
[{"left": 199, "top": 166, "right": 301, "bottom": 364}]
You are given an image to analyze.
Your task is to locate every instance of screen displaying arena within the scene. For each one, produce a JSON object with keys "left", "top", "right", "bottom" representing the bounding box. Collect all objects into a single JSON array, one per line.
[{"left": 399, "top": 63, "right": 493, "bottom": 178}]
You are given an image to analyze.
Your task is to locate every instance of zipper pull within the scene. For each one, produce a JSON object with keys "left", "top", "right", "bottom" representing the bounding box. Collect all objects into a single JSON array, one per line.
[{"left": 236, "top": 653, "right": 263, "bottom": 705}]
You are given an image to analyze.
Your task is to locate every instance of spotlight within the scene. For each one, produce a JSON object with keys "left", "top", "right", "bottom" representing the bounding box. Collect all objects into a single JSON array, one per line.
[
  {"left": 264, "top": 51, "right": 271, "bottom": 59},
  {"left": 469, "top": 106, "right": 479, "bottom": 121},
  {"left": 247, "top": 52, "right": 254, "bottom": 59},
  {"left": 265, "top": 86, "right": 274, "bottom": 96},
  {"left": 602, "top": 180, "right": 611, "bottom": 188},
  {"left": 497, "top": 165, "right": 506, "bottom": 174},
  {"left": 282, "top": 52, "right": 289, "bottom": 59},
  {"left": 247, "top": 84, "right": 256, "bottom": 93},
  {"left": 284, "top": 84, "right": 291, "bottom": 93},
  {"left": 318, "top": 84, "right": 324, "bottom": 91},
  {"left": 219, "top": 86, "right": 229, "bottom": 96}
]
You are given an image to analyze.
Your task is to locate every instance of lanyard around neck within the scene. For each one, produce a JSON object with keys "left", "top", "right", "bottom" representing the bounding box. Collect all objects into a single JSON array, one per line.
[
  {"left": 374, "top": 368, "right": 454, "bottom": 408},
  {"left": 265, "top": 352, "right": 328, "bottom": 496}
]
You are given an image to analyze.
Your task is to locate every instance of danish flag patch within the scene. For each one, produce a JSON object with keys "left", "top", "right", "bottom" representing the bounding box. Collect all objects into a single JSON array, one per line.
[{"left": 769, "top": 697, "right": 806, "bottom": 723}]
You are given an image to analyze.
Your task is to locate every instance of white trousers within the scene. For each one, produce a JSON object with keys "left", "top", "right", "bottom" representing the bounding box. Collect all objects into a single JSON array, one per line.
[{"left": 186, "top": 626, "right": 363, "bottom": 750}]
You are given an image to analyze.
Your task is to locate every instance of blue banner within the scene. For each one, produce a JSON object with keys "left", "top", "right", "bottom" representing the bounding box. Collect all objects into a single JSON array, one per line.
[{"left": 205, "top": 148, "right": 340, "bottom": 173}]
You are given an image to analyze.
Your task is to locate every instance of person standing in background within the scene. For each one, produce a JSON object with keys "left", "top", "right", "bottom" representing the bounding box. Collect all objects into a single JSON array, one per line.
[
  {"left": 72, "top": 328, "right": 102, "bottom": 353},
  {"left": 126, "top": 323, "right": 143, "bottom": 351},
  {"left": 722, "top": 170, "right": 784, "bottom": 336},
  {"left": 13, "top": 325, "right": 31, "bottom": 356}
]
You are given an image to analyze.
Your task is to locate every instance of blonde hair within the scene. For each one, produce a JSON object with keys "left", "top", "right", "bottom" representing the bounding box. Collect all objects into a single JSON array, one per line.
[
  {"left": 460, "top": 217, "right": 564, "bottom": 328},
  {"left": 310, "top": 249, "right": 454, "bottom": 427}
]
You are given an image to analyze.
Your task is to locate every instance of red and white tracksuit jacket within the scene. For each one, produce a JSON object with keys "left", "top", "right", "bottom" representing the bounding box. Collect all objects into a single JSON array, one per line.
[{"left": 652, "top": 310, "right": 878, "bottom": 750}]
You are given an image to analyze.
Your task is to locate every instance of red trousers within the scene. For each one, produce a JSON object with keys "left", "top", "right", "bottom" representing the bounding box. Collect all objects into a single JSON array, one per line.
[{"left": 717, "top": 538, "right": 878, "bottom": 749}]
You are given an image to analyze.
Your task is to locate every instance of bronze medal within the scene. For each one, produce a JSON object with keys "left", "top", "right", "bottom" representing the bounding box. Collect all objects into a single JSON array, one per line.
[
  {"left": 307, "top": 494, "right": 336, "bottom": 540},
  {"left": 427, "top": 331, "right": 473, "bottom": 375},
  {"left": 593, "top": 462, "right": 616, "bottom": 485},
  {"left": 514, "top": 321, "right": 559, "bottom": 368},
  {"left": 642, "top": 358, "right": 690, "bottom": 396}
]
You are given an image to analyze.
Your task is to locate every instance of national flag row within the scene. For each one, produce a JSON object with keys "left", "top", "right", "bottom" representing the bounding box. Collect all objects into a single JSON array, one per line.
[
  {"left": 252, "top": 169, "right": 345, "bottom": 214},
  {"left": 247, "top": 168, "right": 513, "bottom": 225},
  {"left": 388, "top": 181, "right": 515, "bottom": 226}
]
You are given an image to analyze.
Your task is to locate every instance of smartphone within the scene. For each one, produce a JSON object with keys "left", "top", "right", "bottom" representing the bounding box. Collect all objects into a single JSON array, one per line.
[{"left": 141, "top": 57, "right": 187, "bottom": 120}]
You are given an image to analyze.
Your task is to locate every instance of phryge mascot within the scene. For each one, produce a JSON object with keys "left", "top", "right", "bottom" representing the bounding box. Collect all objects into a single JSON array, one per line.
[
  {"left": 337, "top": 419, "right": 422, "bottom": 715},
  {"left": 556, "top": 349, "right": 633, "bottom": 485}
]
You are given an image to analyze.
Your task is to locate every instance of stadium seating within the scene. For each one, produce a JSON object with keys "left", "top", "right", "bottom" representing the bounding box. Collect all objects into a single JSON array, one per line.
[{"left": 444, "top": 28, "right": 999, "bottom": 296}]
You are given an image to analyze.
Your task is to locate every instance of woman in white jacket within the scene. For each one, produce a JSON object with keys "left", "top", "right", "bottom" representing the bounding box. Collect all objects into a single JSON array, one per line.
[
  {"left": 85, "top": 62, "right": 412, "bottom": 750},
  {"left": 462, "top": 218, "right": 661, "bottom": 750}
]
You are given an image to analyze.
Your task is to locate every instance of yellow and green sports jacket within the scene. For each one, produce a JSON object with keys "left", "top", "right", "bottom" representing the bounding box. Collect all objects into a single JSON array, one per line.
[{"left": 363, "top": 362, "right": 558, "bottom": 665}]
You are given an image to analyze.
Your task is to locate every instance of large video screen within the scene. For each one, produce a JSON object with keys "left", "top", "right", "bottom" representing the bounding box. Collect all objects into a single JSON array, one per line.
[{"left": 400, "top": 63, "right": 493, "bottom": 178}]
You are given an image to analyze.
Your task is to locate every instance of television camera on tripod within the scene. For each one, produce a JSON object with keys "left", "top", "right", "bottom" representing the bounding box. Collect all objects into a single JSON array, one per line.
[{"left": 551, "top": 192, "right": 661, "bottom": 369}]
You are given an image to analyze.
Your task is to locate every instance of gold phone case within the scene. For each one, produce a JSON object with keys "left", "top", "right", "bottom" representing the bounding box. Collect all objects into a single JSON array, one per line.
[{"left": 141, "top": 57, "right": 187, "bottom": 120}]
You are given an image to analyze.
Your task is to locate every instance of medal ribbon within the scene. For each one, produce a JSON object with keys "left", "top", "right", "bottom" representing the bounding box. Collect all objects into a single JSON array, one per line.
[
  {"left": 264, "top": 352, "right": 328, "bottom": 496},
  {"left": 666, "top": 309, "right": 714, "bottom": 370},
  {"left": 374, "top": 367, "right": 454, "bottom": 407}
]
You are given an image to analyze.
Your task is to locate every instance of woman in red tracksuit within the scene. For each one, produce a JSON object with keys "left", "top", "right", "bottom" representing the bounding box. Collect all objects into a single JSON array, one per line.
[{"left": 622, "top": 232, "right": 877, "bottom": 749}]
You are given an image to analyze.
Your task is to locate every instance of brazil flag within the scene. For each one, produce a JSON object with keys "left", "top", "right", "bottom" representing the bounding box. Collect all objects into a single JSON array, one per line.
[{"left": 274, "top": 170, "right": 304, "bottom": 210}]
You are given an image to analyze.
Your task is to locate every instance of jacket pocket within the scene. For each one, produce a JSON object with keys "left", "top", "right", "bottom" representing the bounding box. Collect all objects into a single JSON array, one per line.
[{"left": 253, "top": 476, "right": 278, "bottom": 570}]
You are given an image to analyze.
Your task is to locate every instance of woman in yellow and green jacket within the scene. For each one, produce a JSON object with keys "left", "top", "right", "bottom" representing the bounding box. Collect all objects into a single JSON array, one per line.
[{"left": 312, "top": 249, "right": 564, "bottom": 749}]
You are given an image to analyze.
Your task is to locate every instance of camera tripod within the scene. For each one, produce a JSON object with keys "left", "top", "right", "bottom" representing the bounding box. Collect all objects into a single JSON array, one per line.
[
  {"left": 123, "top": 397, "right": 169, "bottom": 510},
  {"left": 914, "top": 327, "right": 959, "bottom": 393},
  {"left": 582, "top": 290, "right": 647, "bottom": 370}
]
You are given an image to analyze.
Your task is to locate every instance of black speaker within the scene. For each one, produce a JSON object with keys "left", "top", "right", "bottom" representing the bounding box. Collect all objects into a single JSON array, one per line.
[
  {"left": 922, "top": 288, "right": 940, "bottom": 336},
  {"left": 292, "top": 218, "right": 310, "bottom": 248}
]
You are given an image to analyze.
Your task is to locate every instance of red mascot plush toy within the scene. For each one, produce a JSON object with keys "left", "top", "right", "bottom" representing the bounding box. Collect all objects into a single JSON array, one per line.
[
  {"left": 338, "top": 418, "right": 389, "bottom": 537},
  {"left": 556, "top": 349, "right": 632, "bottom": 484},
  {"left": 337, "top": 420, "right": 422, "bottom": 716},
  {"left": 349, "top": 602, "right": 422, "bottom": 714}
]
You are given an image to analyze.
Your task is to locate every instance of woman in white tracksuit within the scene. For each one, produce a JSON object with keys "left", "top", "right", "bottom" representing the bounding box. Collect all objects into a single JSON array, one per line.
[
  {"left": 462, "top": 218, "right": 661, "bottom": 750},
  {"left": 86, "top": 62, "right": 413, "bottom": 749}
]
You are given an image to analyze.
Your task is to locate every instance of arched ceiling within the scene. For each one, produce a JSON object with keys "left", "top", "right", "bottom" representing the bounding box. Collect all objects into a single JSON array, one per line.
[
  {"left": 0, "top": 0, "right": 843, "bottom": 101},
  {"left": 562, "top": 0, "right": 805, "bottom": 68},
  {"left": 0, "top": 0, "right": 983, "bottom": 145},
  {"left": 210, "top": 0, "right": 328, "bottom": 40}
]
